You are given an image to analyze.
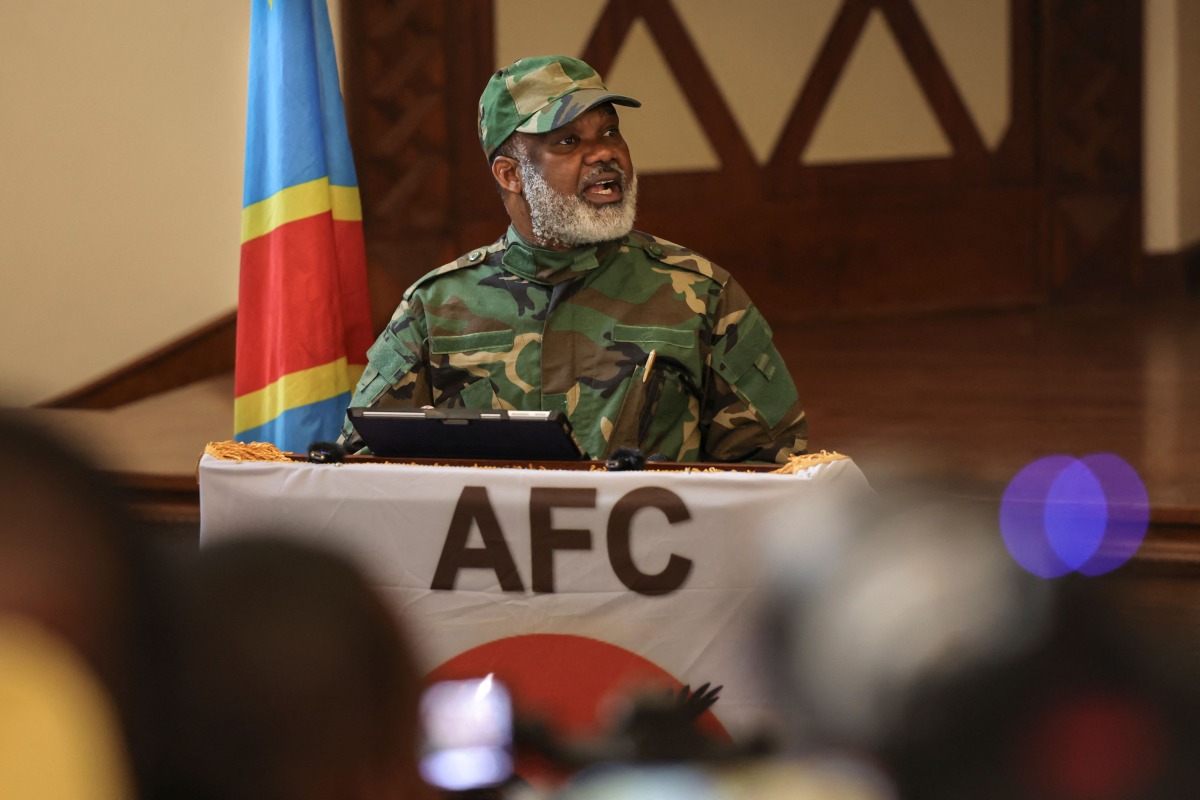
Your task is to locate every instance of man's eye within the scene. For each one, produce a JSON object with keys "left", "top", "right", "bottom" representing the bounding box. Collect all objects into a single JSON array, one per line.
[
  {"left": 557, "top": 135, "right": 578, "bottom": 146},
  {"left": 604, "top": 127, "right": 622, "bottom": 138}
]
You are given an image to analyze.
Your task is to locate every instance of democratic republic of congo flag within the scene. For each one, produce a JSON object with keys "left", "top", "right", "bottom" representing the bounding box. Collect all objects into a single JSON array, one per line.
[{"left": 234, "top": 0, "right": 373, "bottom": 453}]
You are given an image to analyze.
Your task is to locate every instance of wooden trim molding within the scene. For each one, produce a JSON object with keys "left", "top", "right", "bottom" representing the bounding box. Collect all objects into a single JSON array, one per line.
[
  {"left": 115, "top": 471, "right": 205, "bottom": 527},
  {"left": 38, "top": 311, "right": 237, "bottom": 410}
]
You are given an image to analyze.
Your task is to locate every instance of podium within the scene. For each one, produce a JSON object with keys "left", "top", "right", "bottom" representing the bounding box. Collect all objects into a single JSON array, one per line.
[{"left": 198, "top": 452, "right": 870, "bottom": 747}]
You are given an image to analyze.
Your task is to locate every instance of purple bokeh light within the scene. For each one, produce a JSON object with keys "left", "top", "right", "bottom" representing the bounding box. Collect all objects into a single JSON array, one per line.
[
  {"left": 1043, "top": 460, "right": 1107, "bottom": 570},
  {"left": 999, "top": 454, "right": 1149, "bottom": 579},
  {"left": 1076, "top": 454, "right": 1150, "bottom": 576}
]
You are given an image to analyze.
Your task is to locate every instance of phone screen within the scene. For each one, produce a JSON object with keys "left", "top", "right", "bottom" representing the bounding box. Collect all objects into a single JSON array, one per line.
[{"left": 419, "top": 675, "right": 514, "bottom": 791}]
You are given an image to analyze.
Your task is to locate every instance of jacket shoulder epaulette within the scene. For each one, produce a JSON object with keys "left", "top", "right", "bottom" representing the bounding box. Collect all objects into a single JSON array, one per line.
[
  {"left": 402, "top": 238, "right": 507, "bottom": 300},
  {"left": 623, "top": 230, "right": 731, "bottom": 285}
]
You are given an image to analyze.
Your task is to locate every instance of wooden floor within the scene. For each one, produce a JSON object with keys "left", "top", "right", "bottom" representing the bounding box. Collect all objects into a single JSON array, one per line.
[{"left": 781, "top": 294, "right": 1200, "bottom": 524}]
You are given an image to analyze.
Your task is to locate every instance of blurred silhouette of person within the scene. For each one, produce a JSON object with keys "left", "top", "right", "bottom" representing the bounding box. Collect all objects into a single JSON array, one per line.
[
  {"left": 167, "top": 535, "right": 436, "bottom": 800},
  {"left": 0, "top": 412, "right": 144, "bottom": 688},
  {"left": 0, "top": 410, "right": 175, "bottom": 798},
  {"left": 0, "top": 613, "right": 135, "bottom": 800},
  {"left": 756, "top": 484, "right": 1200, "bottom": 800}
]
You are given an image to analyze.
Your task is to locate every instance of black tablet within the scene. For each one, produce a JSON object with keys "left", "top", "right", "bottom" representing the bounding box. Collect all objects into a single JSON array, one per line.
[{"left": 347, "top": 407, "right": 585, "bottom": 461}]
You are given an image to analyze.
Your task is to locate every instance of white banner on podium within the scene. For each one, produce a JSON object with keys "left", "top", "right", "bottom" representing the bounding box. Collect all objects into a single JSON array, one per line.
[{"left": 198, "top": 455, "right": 870, "bottom": 743}]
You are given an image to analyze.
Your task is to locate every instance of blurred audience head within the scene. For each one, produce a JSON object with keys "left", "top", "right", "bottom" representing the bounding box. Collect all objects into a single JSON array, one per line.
[
  {"left": 758, "top": 485, "right": 1200, "bottom": 799},
  {"left": 0, "top": 613, "right": 135, "bottom": 800},
  {"left": 171, "top": 535, "right": 434, "bottom": 800},
  {"left": 0, "top": 411, "right": 172, "bottom": 797},
  {"left": 759, "top": 488, "right": 1052, "bottom": 753},
  {"left": 0, "top": 410, "right": 149, "bottom": 692}
]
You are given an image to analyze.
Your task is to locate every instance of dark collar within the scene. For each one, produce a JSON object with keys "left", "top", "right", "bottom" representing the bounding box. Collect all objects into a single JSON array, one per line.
[{"left": 501, "top": 225, "right": 623, "bottom": 285}]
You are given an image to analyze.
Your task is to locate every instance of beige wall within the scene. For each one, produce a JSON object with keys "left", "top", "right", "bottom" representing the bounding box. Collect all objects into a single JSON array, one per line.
[
  {"left": 1178, "top": 0, "right": 1200, "bottom": 249},
  {"left": 0, "top": 2, "right": 250, "bottom": 405},
  {"left": 1145, "top": 0, "right": 1181, "bottom": 252},
  {"left": 1145, "top": 0, "right": 1200, "bottom": 253},
  {"left": 0, "top": 2, "right": 1191, "bottom": 405}
]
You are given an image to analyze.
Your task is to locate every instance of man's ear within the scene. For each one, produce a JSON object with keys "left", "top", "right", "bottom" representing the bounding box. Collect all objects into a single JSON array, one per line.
[{"left": 491, "top": 156, "right": 522, "bottom": 194}]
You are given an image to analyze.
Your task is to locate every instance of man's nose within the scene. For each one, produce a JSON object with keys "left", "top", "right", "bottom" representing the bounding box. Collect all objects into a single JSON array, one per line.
[{"left": 583, "top": 137, "right": 616, "bottom": 165}]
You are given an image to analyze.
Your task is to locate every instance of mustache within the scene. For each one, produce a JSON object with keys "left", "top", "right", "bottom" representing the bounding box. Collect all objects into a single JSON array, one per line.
[{"left": 578, "top": 161, "right": 627, "bottom": 192}]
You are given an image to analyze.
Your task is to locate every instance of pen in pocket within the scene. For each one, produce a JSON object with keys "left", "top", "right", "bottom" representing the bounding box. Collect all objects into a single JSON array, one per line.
[{"left": 642, "top": 349, "right": 657, "bottom": 383}]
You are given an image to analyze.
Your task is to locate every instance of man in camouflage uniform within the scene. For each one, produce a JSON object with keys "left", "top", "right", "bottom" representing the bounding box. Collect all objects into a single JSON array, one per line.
[{"left": 342, "top": 55, "right": 807, "bottom": 463}]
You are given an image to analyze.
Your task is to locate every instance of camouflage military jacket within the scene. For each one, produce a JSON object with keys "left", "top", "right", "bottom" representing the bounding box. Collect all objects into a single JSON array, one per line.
[{"left": 342, "top": 227, "right": 807, "bottom": 463}]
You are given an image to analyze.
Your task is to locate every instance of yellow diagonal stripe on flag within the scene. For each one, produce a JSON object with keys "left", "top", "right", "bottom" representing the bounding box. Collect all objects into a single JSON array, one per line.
[
  {"left": 241, "top": 178, "right": 363, "bottom": 244},
  {"left": 234, "top": 357, "right": 365, "bottom": 434}
]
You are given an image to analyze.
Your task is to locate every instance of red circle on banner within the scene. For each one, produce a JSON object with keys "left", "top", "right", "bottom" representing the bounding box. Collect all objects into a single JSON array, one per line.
[{"left": 426, "top": 633, "right": 730, "bottom": 784}]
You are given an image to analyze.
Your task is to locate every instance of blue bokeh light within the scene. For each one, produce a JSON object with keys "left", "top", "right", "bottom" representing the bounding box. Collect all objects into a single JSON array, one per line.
[
  {"left": 999, "top": 454, "right": 1149, "bottom": 579},
  {"left": 1044, "top": 460, "right": 1107, "bottom": 570}
]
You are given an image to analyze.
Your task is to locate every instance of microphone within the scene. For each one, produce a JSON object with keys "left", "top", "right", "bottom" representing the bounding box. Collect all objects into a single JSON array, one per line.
[
  {"left": 605, "top": 447, "right": 646, "bottom": 471},
  {"left": 307, "top": 441, "right": 345, "bottom": 464}
]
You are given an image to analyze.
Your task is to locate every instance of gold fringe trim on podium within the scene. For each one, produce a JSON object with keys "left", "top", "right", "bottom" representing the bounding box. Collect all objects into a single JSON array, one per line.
[
  {"left": 203, "top": 441, "right": 292, "bottom": 463},
  {"left": 198, "top": 440, "right": 848, "bottom": 474},
  {"left": 770, "top": 450, "right": 848, "bottom": 474}
]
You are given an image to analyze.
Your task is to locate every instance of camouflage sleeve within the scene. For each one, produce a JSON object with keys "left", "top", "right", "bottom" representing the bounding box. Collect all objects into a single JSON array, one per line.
[
  {"left": 701, "top": 278, "right": 808, "bottom": 463},
  {"left": 338, "top": 297, "right": 433, "bottom": 453}
]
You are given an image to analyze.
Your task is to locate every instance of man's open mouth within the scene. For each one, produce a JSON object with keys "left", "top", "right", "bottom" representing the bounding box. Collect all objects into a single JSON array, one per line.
[{"left": 581, "top": 174, "right": 624, "bottom": 203}]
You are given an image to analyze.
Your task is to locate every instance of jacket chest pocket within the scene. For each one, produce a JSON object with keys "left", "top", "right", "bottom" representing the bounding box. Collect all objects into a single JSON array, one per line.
[
  {"left": 606, "top": 324, "right": 703, "bottom": 458},
  {"left": 428, "top": 329, "right": 517, "bottom": 407},
  {"left": 610, "top": 323, "right": 702, "bottom": 390}
]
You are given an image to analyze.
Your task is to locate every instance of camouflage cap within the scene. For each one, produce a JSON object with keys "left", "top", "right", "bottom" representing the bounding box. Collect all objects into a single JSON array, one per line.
[{"left": 478, "top": 55, "right": 641, "bottom": 159}]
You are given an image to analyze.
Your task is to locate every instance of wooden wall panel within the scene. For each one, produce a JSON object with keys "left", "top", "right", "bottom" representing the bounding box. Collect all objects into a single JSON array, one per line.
[
  {"left": 340, "top": 0, "right": 501, "bottom": 330},
  {"left": 343, "top": 0, "right": 1144, "bottom": 328},
  {"left": 1039, "top": 0, "right": 1145, "bottom": 297}
]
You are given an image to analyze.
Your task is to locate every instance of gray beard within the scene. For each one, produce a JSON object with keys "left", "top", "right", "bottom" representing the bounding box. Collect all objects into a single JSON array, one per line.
[{"left": 519, "top": 161, "right": 638, "bottom": 247}]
